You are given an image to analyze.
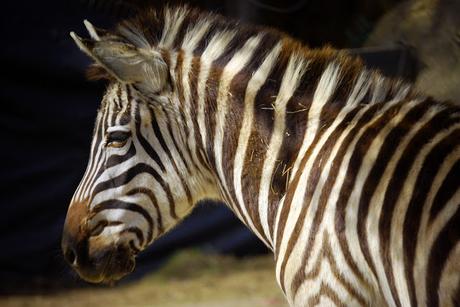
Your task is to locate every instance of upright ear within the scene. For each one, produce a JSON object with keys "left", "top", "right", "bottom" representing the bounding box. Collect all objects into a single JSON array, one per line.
[{"left": 70, "top": 21, "right": 169, "bottom": 93}]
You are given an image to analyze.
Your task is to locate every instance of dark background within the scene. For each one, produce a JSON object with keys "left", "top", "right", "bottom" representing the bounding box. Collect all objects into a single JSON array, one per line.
[{"left": 0, "top": 0, "right": 415, "bottom": 292}]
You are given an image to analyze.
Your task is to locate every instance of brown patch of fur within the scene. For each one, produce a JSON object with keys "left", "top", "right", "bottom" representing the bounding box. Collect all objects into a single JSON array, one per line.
[{"left": 63, "top": 198, "right": 91, "bottom": 244}]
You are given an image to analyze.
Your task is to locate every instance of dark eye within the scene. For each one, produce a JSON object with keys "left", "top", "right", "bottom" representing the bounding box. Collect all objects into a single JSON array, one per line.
[{"left": 106, "top": 130, "right": 131, "bottom": 148}]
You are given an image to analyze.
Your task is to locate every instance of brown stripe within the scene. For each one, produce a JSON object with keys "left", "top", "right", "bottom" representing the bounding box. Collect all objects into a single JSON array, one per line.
[
  {"left": 355, "top": 106, "right": 456, "bottom": 306},
  {"left": 202, "top": 64, "right": 221, "bottom": 167},
  {"left": 92, "top": 163, "right": 177, "bottom": 220},
  {"left": 289, "top": 105, "right": 364, "bottom": 296},
  {"left": 307, "top": 283, "right": 345, "bottom": 307},
  {"left": 120, "top": 227, "right": 145, "bottom": 247},
  {"left": 278, "top": 98, "right": 383, "bottom": 294},
  {"left": 273, "top": 53, "right": 347, "bottom": 260},
  {"left": 89, "top": 220, "right": 123, "bottom": 237},
  {"left": 239, "top": 50, "right": 288, "bottom": 243},
  {"left": 171, "top": 11, "right": 192, "bottom": 48},
  {"left": 374, "top": 101, "right": 432, "bottom": 307},
  {"left": 220, "top": 67, "right": 252, "bottom": 225},
  {"left": 220, "top": 35, "right": 281, "bottom": 229},
  {"left": 402, "top": 126, "right": 460, "bottom": 306},
  {"left": 426, "top": 207, "right": 460, "bottom": 307},
  {"left": 148, "top": 106, "right": 193, "bottom": 208},
  {"left": 127, "top": 187, "right": 164, "bottom": 236},
  {"left": 92, "top": 199, "right": 153, "bottom": 245},
  {"left": 158, "top": 104, "right": 192, "bottom": 176},
  {"left": 302, "top": 232, "right": 366, "bottom": 305},
  {"left": 325, "top": 101, "right": 403, "bottom": 304},
  {"left": 113, "top": 83, "right": 122, "bottom": 109},
  {"left": 188, "top": 56, "right": 212, "bottom": 170},
  {"left": 429, "top": 153, "right": 460, "bottom": 223},
  {"left": 135, "top": 105, "right": 166, "bottom": 172},
  {"left": 174, "top": 50, "right": 200, "bottom": 172}
]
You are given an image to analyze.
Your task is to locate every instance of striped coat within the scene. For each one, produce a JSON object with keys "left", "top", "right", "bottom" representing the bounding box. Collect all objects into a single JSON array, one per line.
[{"left": 62, "top": 5, "right": 460, "bottom": 306}]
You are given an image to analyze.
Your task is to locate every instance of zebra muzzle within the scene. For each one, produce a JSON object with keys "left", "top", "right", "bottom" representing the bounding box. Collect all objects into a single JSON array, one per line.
[
  {"left": 63, "top": 232, "right": 136, "bottom": 283},
  {"left": 62, "top": 199, "right": 136, "bottom": 283}
]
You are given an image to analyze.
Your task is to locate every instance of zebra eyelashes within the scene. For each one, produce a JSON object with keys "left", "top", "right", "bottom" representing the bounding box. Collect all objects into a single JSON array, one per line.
[{"left": 105, "top": 130, "right": 131, "bottom": 148}]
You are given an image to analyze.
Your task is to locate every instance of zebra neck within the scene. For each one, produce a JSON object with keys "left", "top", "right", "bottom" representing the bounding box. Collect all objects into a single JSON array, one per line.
[
  {"left": 186, "top": 53, "right": 347, "bottom": 248},
  {"left": 169, "top": 44, "right": 412, "bottom": 249},
  {"left": 171, "top": 48, "right": 320, "bottom": 249}
]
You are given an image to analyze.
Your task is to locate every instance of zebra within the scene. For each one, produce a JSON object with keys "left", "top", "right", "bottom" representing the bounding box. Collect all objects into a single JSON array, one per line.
[{"left": 61, "top": 5, "right": 460, "bottom": 306}]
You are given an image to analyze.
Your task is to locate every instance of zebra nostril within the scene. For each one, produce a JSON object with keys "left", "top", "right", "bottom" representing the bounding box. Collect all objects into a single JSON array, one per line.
[{"left": 64, "top": 247, "right": 78, "bottom": 267}]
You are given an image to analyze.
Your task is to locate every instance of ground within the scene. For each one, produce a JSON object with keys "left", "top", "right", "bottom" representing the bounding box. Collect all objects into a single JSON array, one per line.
[{"left": 1, "top": 250, "right": 287, "bottom": 307}]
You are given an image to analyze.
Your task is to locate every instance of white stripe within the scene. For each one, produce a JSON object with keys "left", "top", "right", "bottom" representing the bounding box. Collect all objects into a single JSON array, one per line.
[
  {"left": 79, "top": 100, "right": 112, "bottom": 200},
  {"left": 258, "top": 54, "right": 308, "bottom": 245},
  {"left": 384, "top": 106, "right": 441, "bottom": 306},
  {"left": 181, "top": 19, "right": 211, "bottom": 52},
  {"left": 274, "top": 63, "right": 341, "bottom": 257},
  {"left": 276, "top": 104, "right": 368, "bottom": 298},
  {"left": 276, "top": 95, "right": 403, "bottom": 298},
  {"left": 159, "top": 6, "right": 188, "bottom": 48},
  {"left": 75, "top": 87, "right": 115, "bottom": 202},
  {"left": 213, "top": 35, "right": 263, "bottom": 223},
  {"left": 370, "top": 74, "right": 388, "bottom": 104},
  {"left": 289, "top": 63, "right": 341, "bottom": 183},
  {"left": 233, "top": 42, "right": 282, "bottom": 242},
  {"left": 197, "top": 30, "right": 236, "bottom": 151},
  {"left": 328, "top": 102, "right": 437, "bottom": 305},
  {"left": 272, "top": 68, "right": 370, "bottom": 247},
  {"left": 346, "top": 70, "right": 372, "bottom": 107},
  {"left": 165, "top": 52, "right": 196, "bottom": 174},
  {"left": 413, "top": 124, "right": 460, "bottom": 306},
  {"left": 365, "top": 99, "right": 424, "bottom": 307},
  {"left": 82, "top": 87, "right": 128, "bottom": 199}
]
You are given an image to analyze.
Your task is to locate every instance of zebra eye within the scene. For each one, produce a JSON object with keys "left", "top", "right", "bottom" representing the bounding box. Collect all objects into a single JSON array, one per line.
[{"left": 106, "top": 130, "right": 131, "bottom": 148}]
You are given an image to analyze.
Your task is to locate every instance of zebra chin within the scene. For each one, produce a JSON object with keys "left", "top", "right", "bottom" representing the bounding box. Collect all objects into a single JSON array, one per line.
[{"left": 74, "top": 244, "right": 136, "bottom": 284}]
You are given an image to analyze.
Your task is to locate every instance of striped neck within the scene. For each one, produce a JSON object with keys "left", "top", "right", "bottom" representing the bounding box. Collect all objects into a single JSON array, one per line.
[
  {"left": 163, "top": 44, "right": 312, "bottom": 248},
  {"left": 166, "top": 41, "right": 412, "bottom": 249}
]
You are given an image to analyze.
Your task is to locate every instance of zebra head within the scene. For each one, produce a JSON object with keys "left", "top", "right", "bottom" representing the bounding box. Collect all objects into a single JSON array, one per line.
[{"left": 62, "top": 21, "right": 219, "bottom": 283}]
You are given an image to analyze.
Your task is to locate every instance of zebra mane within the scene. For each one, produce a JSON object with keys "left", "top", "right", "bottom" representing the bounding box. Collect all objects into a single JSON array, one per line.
[
  {"left": 87, "top": 4, "right": 413, "bottom": 109},
  {"left": 88, "top": 5, "right": 361, "bottom": 79}
]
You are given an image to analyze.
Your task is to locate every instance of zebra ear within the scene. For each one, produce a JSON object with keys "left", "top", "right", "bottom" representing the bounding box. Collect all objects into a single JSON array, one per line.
[
  {"left": 70, "top": 25, "right": 168, "bottom": 93},
  {"left": 83, "top": 20, "right": 110, "bottom": 41}
]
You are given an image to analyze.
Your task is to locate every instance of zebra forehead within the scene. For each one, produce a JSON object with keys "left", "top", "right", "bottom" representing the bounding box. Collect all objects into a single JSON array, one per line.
[
  {"left": 92, "top": 84, "right": 139, "bottom": 129},
  {"left": 100, "top": 84, "right": 129, "bottom": 109}
]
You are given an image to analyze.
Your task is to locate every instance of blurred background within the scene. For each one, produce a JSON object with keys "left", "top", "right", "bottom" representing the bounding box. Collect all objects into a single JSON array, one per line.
[{"left": 1, "top": 0, "right": 458, "bottom": 306}]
